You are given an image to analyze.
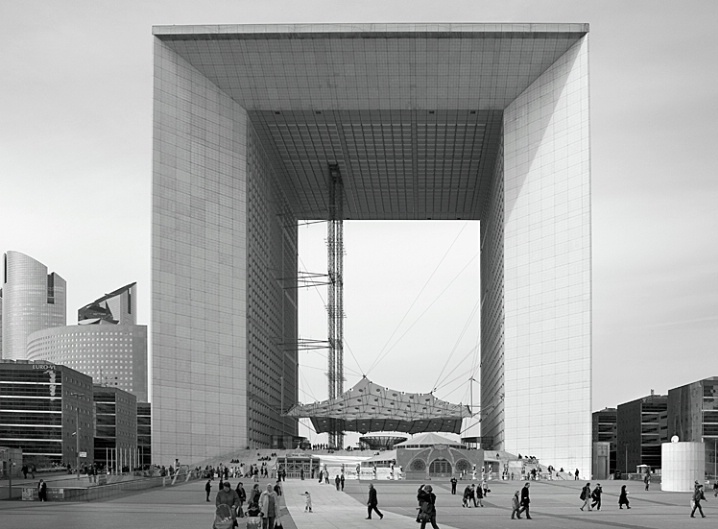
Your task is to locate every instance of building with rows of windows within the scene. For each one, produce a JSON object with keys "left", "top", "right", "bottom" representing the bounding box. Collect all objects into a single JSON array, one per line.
[
  {"left": 26, "top": 283, "right": 148, "bottom": 402},
  {"left": 0, "top": 360, "right": 94, "bottom": 467}
]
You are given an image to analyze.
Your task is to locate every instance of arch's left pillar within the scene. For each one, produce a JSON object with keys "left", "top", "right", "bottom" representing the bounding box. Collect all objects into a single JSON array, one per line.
[{"left": 152, "top": 37, "right": 251, "bottom": 464}]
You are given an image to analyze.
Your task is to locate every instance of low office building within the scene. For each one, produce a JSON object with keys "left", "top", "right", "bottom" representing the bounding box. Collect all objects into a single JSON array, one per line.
[
  {"left": 137, "top": 402, "right": 152, "bottom": 468},
  {"left": 617, "top": 392, "right": 668, "bottom": 472},
  {"left": 592, "top": 408, "right": 617, "bottom": 474},
  {"left": 667, "top": 376, "right": 718, "bottom": 478},
  {"left": 0, "top": 360, "right": 93, "bottom": 467},
  {"left": 94, "top": 385, "right": 138, "bottom": 471}
]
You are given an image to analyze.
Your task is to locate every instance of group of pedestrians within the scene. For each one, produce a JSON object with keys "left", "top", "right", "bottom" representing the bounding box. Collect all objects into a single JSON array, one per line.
[
  {"left": 511, "top": 483, "right": 532, "bottom": 519},
  {"left": 213, "top": 481, "right": 280, "bottom": 529},
  {"left": 579, "top": 482, "right": 603, "bottom": 511}
]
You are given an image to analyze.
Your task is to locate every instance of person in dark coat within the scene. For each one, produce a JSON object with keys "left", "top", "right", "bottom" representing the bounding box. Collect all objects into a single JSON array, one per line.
[
  {"left": 518, "top": 483, "right": 532, "bottom": 519},
  {"left": 205, "top": 479, "right": 212, "bottom": 502},
  {"left": 235, "top": 482, "right": 246, "bottom": 517},
  {"left": 37, "top": 479, "right": 48, "bottom": 502},
  {"left": 450, "top": 476, "right": 457, "bottom": 495},
  {"left": 335, "top": 475, "right": 341, "bottom": 490},
  {"left": 418, "top": 485, "right": 440, "bottom": 529},
  {"left": 340, "top": 473, "right": 345, "bottom": 491},
  {"left": 691, "top": 484, "right": 707, "bottom": 518},
  {"left": 618, "top": 485, "right": 630, "bottom": 509},
  {"left": 216, "top": 481, "right": 240, "bottom": 527},
  {"left": 462, "top": 485, "right": 473, "bottom": 507},
  {"left": 366, "top": 484, "right": 383, "bottom": 519},
  {"left": 591, "top": 483, "right": 603, "bottom": 511}
]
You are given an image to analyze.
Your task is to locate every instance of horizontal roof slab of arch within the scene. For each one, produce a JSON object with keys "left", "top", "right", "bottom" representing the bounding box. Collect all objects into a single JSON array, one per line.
[
  {"left": 153, "top": 23, "right": 588, "bottom": 221},
  {"left": 155, "top": 23, "right": 587, "bottom": 112}
]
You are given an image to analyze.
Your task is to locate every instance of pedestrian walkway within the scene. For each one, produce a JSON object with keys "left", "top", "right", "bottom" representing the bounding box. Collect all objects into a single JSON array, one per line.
[{"left": 281, "top": 479, "right": 462, "bottom": 529}]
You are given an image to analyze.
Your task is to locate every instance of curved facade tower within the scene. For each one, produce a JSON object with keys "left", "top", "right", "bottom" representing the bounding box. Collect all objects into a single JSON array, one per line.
[
  {"left": 2, "top": 251, "right": 66, "bottom": 360},
  {"left": 26, "top": 324, "right": 148, "bottom": 403},
  {"left": 26, "top": 282, "right": 148, "bottom": 402}
]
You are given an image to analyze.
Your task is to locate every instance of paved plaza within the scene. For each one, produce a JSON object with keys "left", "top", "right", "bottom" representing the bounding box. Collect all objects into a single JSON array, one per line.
[{"left": 0, "top": 477, "right": 713, "bottom": 529}]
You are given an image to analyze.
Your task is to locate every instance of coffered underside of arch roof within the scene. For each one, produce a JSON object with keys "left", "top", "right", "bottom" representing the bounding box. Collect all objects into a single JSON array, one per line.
[
  {"left": 285, "top": 377, "right": 471, "bottom": 435},
  {"left": 155, "top": 23, "right": 587, "bottom": 221}
]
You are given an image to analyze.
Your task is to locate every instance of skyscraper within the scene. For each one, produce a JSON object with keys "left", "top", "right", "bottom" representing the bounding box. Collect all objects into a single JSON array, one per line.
[{"left": 2, "top": 251, "right": 66, "bottom": 360}]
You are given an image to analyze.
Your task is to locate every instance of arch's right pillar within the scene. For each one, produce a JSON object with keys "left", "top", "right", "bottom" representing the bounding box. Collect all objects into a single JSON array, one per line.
[{"left": 482, "top": 36, "right": 592, "bottom": 476}]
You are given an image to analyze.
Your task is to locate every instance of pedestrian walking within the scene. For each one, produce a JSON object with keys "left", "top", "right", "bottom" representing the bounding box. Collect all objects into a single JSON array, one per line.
[
  {"left": 580, "top": 482, "right": 592, "bottom": 511},
  {"left": 618, "top": 485, "right": 630, "bottom": 509},
  {"left": 37, "top": 479, "right": 47, "bottom": 502},
  {"left": 303, "top": 491, "right": 312, "bottom": 512},
  {"left": 511, "top": 490, "right": 522, "bottom": 519},
  {"left": 691, "top": 484, "right": 707, "bottom": 518},
  {"left": 574, "top": 468, "right": 580, "bottom": 480},
  {"left": 450, "top": 476, "right": 457, "bottom": 495},
  {"left": 235, "top": 482, "right": 246, "bottom": 517},
  {"left": 260, "top": 483, "right": 279, "bottom": 529},
  {"left": 714, "top": 480, "right": 718, "bottom": 498},
  {"left": 335, "top": 475, "right": 340, "bottom": 490},
  {"left": 518, "top": 483, "right": 532, "bottom": 519},
  {"left": 206, "top": 478, "right": 212, "bottom": 502},
  {"left": 481, "top": 479, "right": 489, "bottom": 498},
  {"left": 417, "top": 484, "right": 440, "bottom": 529},
  {"left": 366, "top": 483, "right": 384, "bottom": 519},
  {"left": 216, "top": 481, "right": 240, "bottom": 528},
  {"left": 476, "top": 483, "right": 484, "bottom": 507},
  {"left": 462, "top": 484, "right": 473, "bottom": 507},
  {"left": 644, "top": 473, "right": 651, "bottom": 491},
  {"left": 340, "top": 473, "right": 345, "bottom": 491},
  {"left": 591, "top": 483, "right": 603, "bottom": 510}
]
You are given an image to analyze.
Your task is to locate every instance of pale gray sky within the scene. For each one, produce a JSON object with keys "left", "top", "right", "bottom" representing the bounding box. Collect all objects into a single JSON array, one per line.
[{"left": 1, "top": 1, "right": 717, "bottom": 444}]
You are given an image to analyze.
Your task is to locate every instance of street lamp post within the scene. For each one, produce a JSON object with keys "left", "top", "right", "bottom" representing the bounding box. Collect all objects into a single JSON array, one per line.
[
  {"left": 624, "top": 444, "right": 628, "bottom": 474},
  {"left": 70, "top": 392, "right": 83, "bottom": 479}
]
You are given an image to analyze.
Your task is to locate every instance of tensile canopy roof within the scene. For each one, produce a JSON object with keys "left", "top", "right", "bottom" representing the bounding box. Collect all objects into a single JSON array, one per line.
[{"left": 285, "top": 376, "right": 471, "bottom": 434}]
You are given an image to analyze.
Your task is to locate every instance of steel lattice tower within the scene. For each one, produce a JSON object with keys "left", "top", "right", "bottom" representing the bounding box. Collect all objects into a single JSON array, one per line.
[{"left": 327, "top": 164, "right": 344, "bottom": 448}]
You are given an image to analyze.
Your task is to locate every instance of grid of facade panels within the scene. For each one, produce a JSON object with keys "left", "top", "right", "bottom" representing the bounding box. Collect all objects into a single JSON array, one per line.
[
  {"left": 152, "top": 36, "right": 251, "bottom": 465},
  {"left": 152, "top": 23, "right": 592, "bottom": 468},
  {"left": 245, "top": 120, "right": 299, "bottom": 447},
  {"left": 0, "top": 360, "right": 93, "bottom": 466},
  {"left": 26, "top": 324, "right": 148, "bottom": 402},
  {"left": 485, "top": 36, "right": 591, "bottom": 475},
  {"left": 2, "top": 251, "right": 66, "bottom": 360}
]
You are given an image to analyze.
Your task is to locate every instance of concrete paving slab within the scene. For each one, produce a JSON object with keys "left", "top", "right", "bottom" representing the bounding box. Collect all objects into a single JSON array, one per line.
[{"left": 0, "top": 477, "right": 713, "bottom": 529}]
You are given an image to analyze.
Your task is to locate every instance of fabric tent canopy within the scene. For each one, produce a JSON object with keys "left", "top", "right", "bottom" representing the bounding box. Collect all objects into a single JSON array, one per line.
[{"left": 285, "top": 376, "right": 471, "bottom": 434}]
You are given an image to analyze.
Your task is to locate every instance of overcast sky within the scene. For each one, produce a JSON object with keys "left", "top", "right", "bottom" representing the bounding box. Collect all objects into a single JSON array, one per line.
[{"left": 2, "top": 1, "right": 717, "bottom": 444}]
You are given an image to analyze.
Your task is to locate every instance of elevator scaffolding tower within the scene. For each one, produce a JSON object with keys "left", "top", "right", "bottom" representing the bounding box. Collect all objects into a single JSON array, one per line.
[{"left": 327, "top": 163, "right": 344, "bottom": 448}]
